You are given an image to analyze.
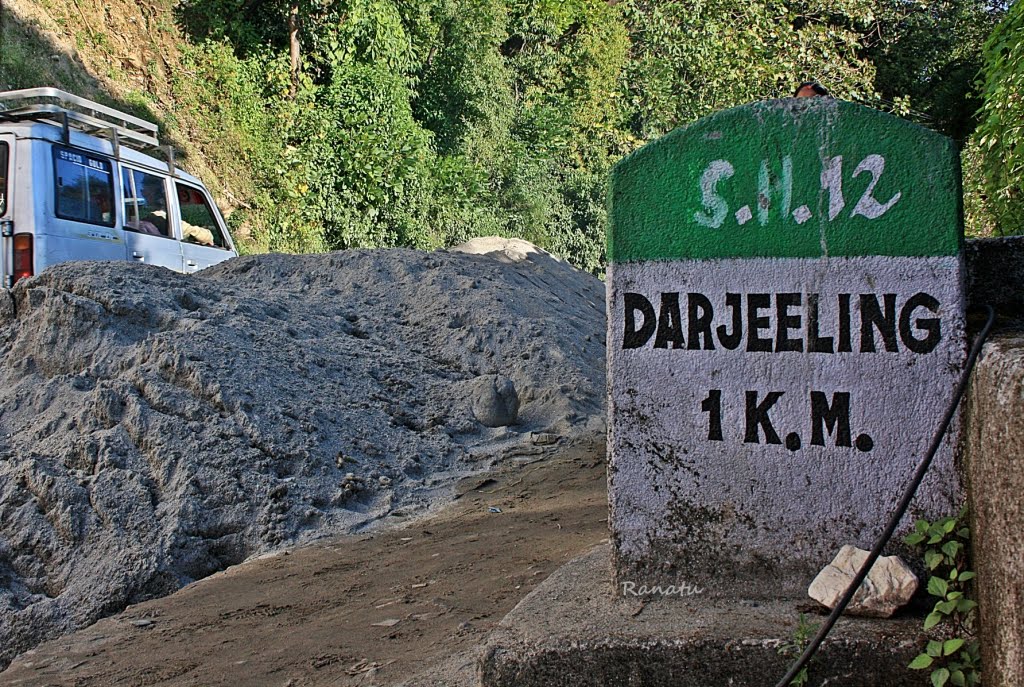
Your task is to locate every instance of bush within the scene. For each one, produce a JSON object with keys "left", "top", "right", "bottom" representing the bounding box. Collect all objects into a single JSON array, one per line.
[
  {"left": 285, "top": 63, "right": 438, "bottom": 250},
  {"left": 173, "top": 42, "right": 294, "bottom": 254},
  {"left": 975, "top": 2, "right": 1024, "bottom": 235}
]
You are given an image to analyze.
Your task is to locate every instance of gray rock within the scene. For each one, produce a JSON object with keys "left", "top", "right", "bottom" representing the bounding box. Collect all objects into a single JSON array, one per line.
[
  {"left": 808, "top": 545, "right": 918, "bottom": 618},
  {"left": 470, "top": 375, "right": 520, "bottom": 427},
  {"left": 530, "top": 432, "right": 560, "bottom": 446}
]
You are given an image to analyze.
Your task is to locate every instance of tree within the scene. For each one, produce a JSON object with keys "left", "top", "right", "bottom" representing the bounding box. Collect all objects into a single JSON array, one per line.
[
  {"left": 618, "top": 0, "right": 877, "bottom": 140},
  {"left": 289, "top": 2, "right": 301, "bottom": 96},
  {"left": 865, "top": 0, "right": 1002, "bottom": 141},
  {"left": 413, "top": 0, "right": 511, "bottom": 155},
  {"left": 170, "top": 0, "right": 1002, "bottom": 264}
]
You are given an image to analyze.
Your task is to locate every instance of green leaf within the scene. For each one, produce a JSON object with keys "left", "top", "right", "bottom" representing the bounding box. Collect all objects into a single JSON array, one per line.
[
  {"left": 910, "top": 654, "right": 935, "bottom": 670},
  {"left": 905, "top": 532, "right": 927, "bottom": 546},
  {"left": 942, "top": 541, "right": 962, "bottom": 559},
  {"left": 927, "top": 640, "right": 944, "bottom": 657},
  {"left": 944, "top": 638, "right": 965, "bottom": 656},
  {"left": 929, "top": 577, "right": 949, "bottom": 598},
  {"left": 936, "top": 599, "right": 958, "bottom": 614},
  {"left": 951, "top": 670, "right": 966, "bottom": 686},
  {"left": 924, "top": 611, "right": 945, "bottom": 630},
  {"left": 958, "top": 572, "right": 976, "bottom": 582},
  {"left": 933, "top": 667, "right": 951, "bottom": 687},
  {"left": 926, "top": 551, "right": 944, "bottom": 570},
  {"left": 956, "top": 599, "right": 978, "bottom": 613}
]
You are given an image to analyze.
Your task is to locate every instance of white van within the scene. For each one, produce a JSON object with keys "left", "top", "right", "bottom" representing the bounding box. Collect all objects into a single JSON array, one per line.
[{"left": 0, "top": 88, "right": 237, "bottom": 286}]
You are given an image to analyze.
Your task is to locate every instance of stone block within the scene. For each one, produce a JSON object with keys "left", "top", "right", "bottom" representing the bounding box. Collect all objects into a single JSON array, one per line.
[
  {"left": 964, "top": 327, "right": 1024, "bottom": 686},
  {"left": 807, "top": 545, "right": 918, "bottom": 618},
  {"left": 607, "top": 98, "right": 965, "bottom": 597},
  {"left": 480, "top": 545, "right": 925, "bottom": 687}
]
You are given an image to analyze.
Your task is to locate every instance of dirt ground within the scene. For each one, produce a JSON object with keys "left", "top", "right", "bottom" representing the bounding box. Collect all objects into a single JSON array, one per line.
[{"left": 0, "top": 437, "right": 608, "bottom": 687}]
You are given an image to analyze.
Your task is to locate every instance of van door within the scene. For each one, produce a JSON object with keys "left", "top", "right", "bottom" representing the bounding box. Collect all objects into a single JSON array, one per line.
[
  {"left": 0, "top": 134, "right": 14, "bottom": 285},
  {"left": 121, "top": 166, "right": 182, "bottom": 271},
  {"left": 175, "top": 182, "right": 234, "bottom": 272}
]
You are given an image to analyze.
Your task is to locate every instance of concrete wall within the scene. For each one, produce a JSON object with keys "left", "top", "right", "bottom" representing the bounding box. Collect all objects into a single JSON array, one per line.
[{"left": 962, "top": 302, "right": 1024, "bottom": 685}]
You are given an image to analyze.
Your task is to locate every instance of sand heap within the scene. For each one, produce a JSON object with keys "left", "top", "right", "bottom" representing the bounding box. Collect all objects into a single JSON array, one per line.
[{"left": 0, "top": 241, "right": 606, "bottom": 667}]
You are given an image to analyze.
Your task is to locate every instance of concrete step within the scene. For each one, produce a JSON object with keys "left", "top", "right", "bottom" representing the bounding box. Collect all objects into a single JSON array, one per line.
[{"left": 480, "top": 544, "right": 927, "bottom": 687}]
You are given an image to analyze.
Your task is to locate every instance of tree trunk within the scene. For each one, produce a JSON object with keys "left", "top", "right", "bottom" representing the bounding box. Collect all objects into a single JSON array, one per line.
[{"left": 289, "top": 2, "right": 300, "bottom": 98}]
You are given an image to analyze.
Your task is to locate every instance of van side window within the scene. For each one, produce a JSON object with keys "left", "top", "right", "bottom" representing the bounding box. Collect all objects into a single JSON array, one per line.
[
  {"left": 54, "top": 147, "right": 114, "bottom": 226},
  {"left": 0, "top": 142, "right": 8, "bottom": 216},
  {"left": 176, "top": 183, "right": 228, "bottom": 249},
  {"left": 122, "top": 168, "right": 171, "bottom": 238}
]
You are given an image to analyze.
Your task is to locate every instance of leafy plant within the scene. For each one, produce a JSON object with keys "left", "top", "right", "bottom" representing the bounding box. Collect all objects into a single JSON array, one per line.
[
  {"left": 904, "top": 507, "right": 981, "bottom": 687},
  {"left": 777, "top": 613, "right": 820, "bottom": 687},
  {"left": 975, "top": 0, "right": 1024, "bottom": 235},
  {"left": 13, "top": 0, "right": 1002, "bottom": 267},
  {"left": 865, "top": 0, "right": 1001, "bottom": 141}
]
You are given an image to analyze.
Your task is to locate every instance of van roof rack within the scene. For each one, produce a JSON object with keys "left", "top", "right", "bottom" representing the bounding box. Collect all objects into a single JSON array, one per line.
[{"left": 0, "top": 87, "right": 159, "bottom": 150}]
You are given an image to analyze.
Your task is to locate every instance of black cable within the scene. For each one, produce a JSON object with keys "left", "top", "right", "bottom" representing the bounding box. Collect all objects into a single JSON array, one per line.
[{"left": 774, "top": 304, "right": 997, "bottom": 687}]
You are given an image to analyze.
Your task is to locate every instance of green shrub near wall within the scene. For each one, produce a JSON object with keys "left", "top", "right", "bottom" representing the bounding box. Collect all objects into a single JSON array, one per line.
[{"left": 975, "top": 2, "right": 1024, "bottom": 236}]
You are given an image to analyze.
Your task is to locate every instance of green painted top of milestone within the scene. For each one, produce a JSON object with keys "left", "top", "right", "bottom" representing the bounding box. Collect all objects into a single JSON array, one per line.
[{"left": 608, "top": 99, "right": 962, "bottom": 262}]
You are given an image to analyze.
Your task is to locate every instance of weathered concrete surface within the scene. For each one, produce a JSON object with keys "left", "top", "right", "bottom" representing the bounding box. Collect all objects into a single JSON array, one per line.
[
  {"left": 607, "top": 98, "right": 966, "bottom": 598},
  {"left": 479, "top": 545, "right": 925, "bottom": 687},
  {"left": 963, "top": 326, "right": 1024, "bottom": 687},
  {"left": 608, "top": 257, "right": 964, "bottom": 597}
]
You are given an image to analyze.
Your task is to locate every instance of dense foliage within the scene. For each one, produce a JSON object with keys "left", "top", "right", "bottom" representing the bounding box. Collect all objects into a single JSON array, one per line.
[
  {"left": 867, "top": 0, "right": 999, "bottom": 140},
  {"left": 905, "top": 508, "right": 981, "bottom": 687},
  {"left": 975, "top": 1, "right": 1024, "bottom": 235},
  {"left": 1, "top": 0, "right": 1010, "bottom": 265},
  {"left": 167, "top": 0, "right": 882, "bottom": 269}
]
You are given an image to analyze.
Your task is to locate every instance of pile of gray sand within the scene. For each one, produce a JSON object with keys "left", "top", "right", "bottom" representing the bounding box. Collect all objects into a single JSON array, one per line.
[{"left": 0, "top": 239, "right": 606, "bottom": 667}]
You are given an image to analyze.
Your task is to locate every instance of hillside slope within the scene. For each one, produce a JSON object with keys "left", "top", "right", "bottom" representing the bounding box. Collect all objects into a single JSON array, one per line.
[{"left": 0, "top": 0, "right": 265, "bottom": 247}]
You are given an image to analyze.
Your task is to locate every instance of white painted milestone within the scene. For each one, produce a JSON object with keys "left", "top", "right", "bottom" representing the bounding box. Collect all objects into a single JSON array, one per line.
[{"left": 606, "top": 98, "right": 966, "bottom": 597}]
